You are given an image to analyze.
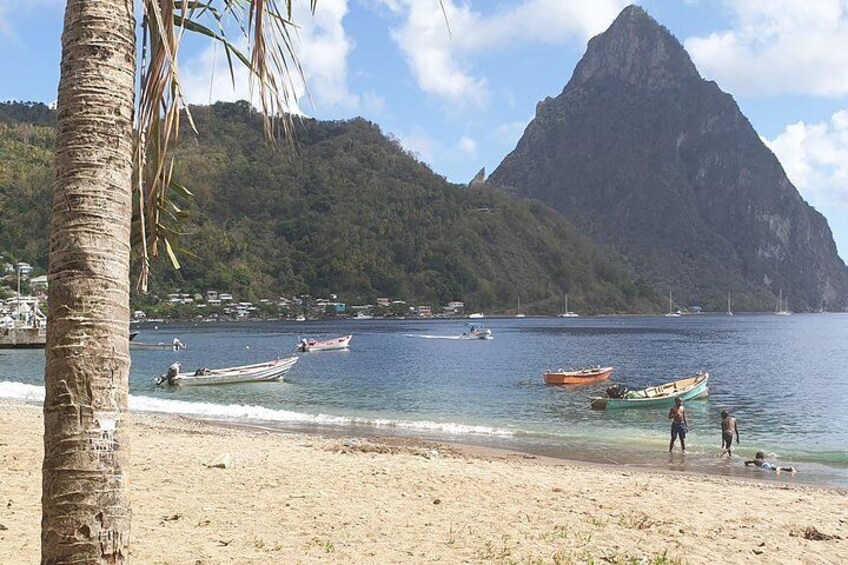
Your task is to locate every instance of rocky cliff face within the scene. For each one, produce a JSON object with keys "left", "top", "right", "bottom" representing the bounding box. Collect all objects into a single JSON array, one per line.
[{"left": 489, "top": 5, "right": 848, "bottom": 312}]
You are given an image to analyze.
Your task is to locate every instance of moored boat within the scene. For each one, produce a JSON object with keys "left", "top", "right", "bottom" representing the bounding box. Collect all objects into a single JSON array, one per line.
[
  {"left": 156, "top": 356, "right": 299, "bottom": 386},
  {"left": 297, "top": 334, "right": 352, "bottom": 352},
  {"left": 590, "top": 372, "right": 709, "bottom": 410},
  {"left": 544, "top": 366, "right": 613, "bottom": 385}
]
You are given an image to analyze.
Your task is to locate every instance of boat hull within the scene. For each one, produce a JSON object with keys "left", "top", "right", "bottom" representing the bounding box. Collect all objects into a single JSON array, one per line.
[
  {"left": 544, "top": 366, "right": 613, "bottom": 385},
  {"left": 298, "top": 335, "right": 352, "bottom": 352},
  {"left": 591, "top": 372, "right": 710, "bottom": 410},
  {"left": 160, "top": 356, "right": 299, "bottom": 386}
]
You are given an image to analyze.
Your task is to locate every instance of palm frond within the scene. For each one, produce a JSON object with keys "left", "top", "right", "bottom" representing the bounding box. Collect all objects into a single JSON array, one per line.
[{"left": 134, "top": 0, "right": 309, "bottom": 291}]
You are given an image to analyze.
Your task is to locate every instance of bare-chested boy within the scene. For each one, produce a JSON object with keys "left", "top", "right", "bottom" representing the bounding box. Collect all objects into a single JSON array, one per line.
[
  {"left": 720, "top": 410, "right": 740, "bottom": 457},
  {"left": 668, "top": 397, "right": 688, "bottom": 453}
]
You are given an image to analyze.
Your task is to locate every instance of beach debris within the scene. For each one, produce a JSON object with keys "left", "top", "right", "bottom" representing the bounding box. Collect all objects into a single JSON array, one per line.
[
  {"left": 217, "top": 539, "right": 232, "bottom": 547},
  {"left": 163, "top": 513, "right": 182, "bottom": 521},
  {"left": 0, "top": 523, "right": 7, "bottom": 531},
  {"left": 206, "top": 453, "right": 233, "bottom": 469},
  {"left": 343, "top": 438, "right": 359, "bottom": 447},
  {"left": 791, "top": 526, "right": 842, "bottom": 541},
  {"left": 433, "top": 498, "right": 442, "bottom": 505}
]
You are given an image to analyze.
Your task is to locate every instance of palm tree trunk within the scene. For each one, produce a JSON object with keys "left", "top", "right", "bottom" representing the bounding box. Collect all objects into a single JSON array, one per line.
[{"left": 42, "top": 1, "right": 135, "bottom": 563}]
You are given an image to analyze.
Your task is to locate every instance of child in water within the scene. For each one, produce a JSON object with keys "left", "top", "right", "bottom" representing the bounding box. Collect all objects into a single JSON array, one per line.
[{"left": 744, "top": 451, "right": 796, "bottom": 473}]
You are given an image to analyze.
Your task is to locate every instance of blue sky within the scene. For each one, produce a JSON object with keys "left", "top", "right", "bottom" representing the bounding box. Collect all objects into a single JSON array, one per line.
[{"left": 1, "top": 0, "right": 847, "bottom": 260}]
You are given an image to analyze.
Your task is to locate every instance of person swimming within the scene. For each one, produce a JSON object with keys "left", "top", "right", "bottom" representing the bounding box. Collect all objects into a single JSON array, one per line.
[{"left": 744, "top": 451, "right": 796, "bottom": 473}]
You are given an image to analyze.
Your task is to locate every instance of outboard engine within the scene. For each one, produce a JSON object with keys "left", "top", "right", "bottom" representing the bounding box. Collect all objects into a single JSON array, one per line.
[{"left": 605, "top": 384, "right": 628, "bottom": 399}]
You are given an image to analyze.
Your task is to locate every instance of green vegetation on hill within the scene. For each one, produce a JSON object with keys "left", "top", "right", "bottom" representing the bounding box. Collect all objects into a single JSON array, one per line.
[{"left": 0, "top": 101, "right": 660, "bottom": 314}]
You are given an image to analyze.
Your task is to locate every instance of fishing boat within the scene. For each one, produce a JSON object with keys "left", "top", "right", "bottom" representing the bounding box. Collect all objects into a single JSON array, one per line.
[
  {"left": 155, "top": 356, "right": 299, "bottom": 386},
  {"left": 297, "top": 334, "right": 352, "bottom": 352},
  {"left": 544, "top": 366, "right": 613, "bottom": 385},
  {"left": 468, "top": 312, "right": 485, "bottom": 319},
  {"left": 590, "top": 372, "right": 710, "bottom": 410},
  {"left": 461, "top": 323, "right": 492, "bottom": 339}
]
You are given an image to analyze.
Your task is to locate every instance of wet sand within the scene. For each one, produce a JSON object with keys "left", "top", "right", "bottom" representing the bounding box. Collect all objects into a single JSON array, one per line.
[{"left": 1, "top": 401, "right": 846, "bottom": 564}]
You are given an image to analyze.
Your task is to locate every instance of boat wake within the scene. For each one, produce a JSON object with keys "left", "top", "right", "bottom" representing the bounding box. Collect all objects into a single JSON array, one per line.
[{"left": 405, "top": 334, "right": 466, "bottom": 340}]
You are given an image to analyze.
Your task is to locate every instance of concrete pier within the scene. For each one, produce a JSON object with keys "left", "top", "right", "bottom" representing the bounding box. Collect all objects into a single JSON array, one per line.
[{"left": 0, "top": 326, "right": 46, "bottom": 348}]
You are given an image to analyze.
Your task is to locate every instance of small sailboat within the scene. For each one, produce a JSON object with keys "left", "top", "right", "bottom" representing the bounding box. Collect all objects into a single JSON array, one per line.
[
  {"left": 557, "top": 293, "right": 579, "bottom": 318},
  {"left": 726, "top": 291, "right": 733, "bottom": 316},
  {"left": 664, "top": 291, "right": 681, "bottom": 317},
  {"left": 775, "top": 289, "right": 791, "bottom": 316},
  {"left": 515, "top": 296, "right": 525, "bottom": 318}
]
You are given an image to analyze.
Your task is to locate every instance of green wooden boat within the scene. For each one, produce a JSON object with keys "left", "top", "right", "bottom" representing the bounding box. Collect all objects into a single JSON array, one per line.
[{"left": 590, "top": 372, "right": 709, "bottom": 410}]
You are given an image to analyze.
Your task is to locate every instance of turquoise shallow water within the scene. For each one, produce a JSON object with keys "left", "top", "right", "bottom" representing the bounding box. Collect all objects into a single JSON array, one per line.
[{"left": 2, "top": 314, "right": 847, "bottom": 486}]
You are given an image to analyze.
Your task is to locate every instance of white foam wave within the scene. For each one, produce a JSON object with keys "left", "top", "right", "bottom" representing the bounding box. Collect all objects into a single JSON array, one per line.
[
  {"left": 0, "top": 381, "right": 44, "bottom": 402},
  {"left": 0, "top": 380, "right": 513, "bottom": 438}
]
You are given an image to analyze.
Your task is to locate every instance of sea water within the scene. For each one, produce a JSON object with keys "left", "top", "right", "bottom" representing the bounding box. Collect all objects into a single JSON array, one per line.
[{"left": 2, "top": 314, "right": 847, "bottom": 486}]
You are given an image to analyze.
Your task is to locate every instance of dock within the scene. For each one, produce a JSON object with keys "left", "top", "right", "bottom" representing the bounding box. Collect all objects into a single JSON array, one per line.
[{"left": 0, "top": 326, "right": 46, "bottom": 348}]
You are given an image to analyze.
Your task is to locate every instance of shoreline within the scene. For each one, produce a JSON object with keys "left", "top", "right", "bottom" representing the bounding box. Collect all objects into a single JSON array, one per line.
[
  {"left": 4, "top": 385, "right": 847, "bottom": 489},
  {"left": 219, "top": 416, "right": 848, "bottom": 491},
  {"left": 3, "top": 401, "right": 847, "bottom": 563}
]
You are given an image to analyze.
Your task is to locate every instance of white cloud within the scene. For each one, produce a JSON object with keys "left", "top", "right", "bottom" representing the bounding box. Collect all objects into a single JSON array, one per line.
[
  {"left": 685, "top": 0, "right": 848, "bottom": 96},
  {"left": 764, "top": 109, "right": 848, "bottom": 209},
  {"left": 180, "top": 0, "right": 362, "bottom": 113},
  {"left": 378, "top": 0, "right": 628, "bottom": 108},
  {"left": 457, "top": 135, "right": 477, "bottom": 155}
]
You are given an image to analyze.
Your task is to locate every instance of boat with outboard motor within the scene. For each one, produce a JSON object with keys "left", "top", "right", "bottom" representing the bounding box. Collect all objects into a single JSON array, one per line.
[
  {"left": 462, "top": 323, "right": 492, "bottom": 339},
  {"left": 297, "top": 334, "right": 352, "bottom": 352},
  {"left": 590, "top": 372, "right": 710, "bottom": 410},
  {"left": 155, "top": 356, "right": 299, "bottom": 386}
]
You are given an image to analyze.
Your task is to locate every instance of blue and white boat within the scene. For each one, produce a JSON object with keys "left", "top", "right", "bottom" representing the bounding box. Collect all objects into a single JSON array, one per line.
[{"left": 462, "top": 323, "right": 493, "bottom": 340}]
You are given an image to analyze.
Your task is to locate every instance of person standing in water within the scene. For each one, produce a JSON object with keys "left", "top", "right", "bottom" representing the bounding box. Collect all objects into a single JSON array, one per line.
[
  {"left": 720, "top": 410, "right": 740, "bottom": 457},
  {"left": 668, "top": 397, "right": 688, "bottom": 453}
]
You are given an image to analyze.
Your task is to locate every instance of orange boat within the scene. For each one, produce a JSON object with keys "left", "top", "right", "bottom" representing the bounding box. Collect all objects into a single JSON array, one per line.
[{"left": 543, "top": 366, "right": 613, "bottom": 385}]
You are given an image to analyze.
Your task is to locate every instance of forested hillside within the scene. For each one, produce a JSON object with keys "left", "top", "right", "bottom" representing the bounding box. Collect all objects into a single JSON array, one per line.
[{"left": 0, "top": 101, "right": 660, "bottom": 314}]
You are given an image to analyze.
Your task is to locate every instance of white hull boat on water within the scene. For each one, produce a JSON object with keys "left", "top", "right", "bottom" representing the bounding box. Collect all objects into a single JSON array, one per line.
[
  {"left": 156, "top": 356, "right": 299, "bottom": 386},
  {"left": 462, "top": 323, "right": 493, "bottom": 339},
  {"left": 297, "top": 334, "right": 352, "bottom": 352}
]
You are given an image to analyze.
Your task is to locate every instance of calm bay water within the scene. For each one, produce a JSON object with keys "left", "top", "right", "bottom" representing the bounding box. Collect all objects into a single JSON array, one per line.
[{"left": 3, "top": 314, "right": 847, "bottom": 486}]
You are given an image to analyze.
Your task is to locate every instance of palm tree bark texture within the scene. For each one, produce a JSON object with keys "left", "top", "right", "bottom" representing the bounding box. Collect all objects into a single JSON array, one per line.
[{"left": 42, "top": 1, "right": 135, "bottom": 563}]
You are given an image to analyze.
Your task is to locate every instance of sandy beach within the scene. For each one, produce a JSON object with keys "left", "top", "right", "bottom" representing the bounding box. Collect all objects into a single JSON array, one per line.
[{"left": 1, "top": 401, "right": 845, "bottom": 564}]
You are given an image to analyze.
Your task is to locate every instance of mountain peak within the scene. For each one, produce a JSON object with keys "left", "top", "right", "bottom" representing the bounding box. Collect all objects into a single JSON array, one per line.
[{"left": 568, "top": 4, "right": 700, "bottom": 91}]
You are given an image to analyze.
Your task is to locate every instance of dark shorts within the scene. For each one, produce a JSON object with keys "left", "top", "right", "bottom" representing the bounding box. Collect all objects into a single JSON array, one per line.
[
  {"left": 722, "top": 433, "right": 733, "bottom": 449},
  {"left": 671, "top": 422, "right": 687, "bottom": 440}
]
